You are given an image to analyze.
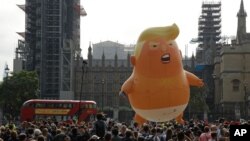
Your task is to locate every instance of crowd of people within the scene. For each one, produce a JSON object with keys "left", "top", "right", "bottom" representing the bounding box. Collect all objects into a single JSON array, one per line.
[{"left": 0, "top": 113, "right": 247, "bottom": 141}]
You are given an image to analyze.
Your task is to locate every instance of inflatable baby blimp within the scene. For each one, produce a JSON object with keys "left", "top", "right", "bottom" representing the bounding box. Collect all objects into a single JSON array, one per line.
[{"left": 120, "top": 24, "right": 204, "bottom": 124}]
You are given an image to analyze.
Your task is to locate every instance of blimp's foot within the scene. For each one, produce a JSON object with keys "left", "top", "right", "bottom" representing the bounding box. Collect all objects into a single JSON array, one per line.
[
  {"left": 134, "top": 114, "right": 147, "bottom": 125},
  {"left": 175, "top": 113, "right": 185, "bottom": 124}
]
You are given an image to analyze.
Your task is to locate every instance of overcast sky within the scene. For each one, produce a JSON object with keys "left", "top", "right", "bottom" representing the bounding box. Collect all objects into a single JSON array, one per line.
[{"left": 0, "top": 0, "right": 249, "bottom": 80}]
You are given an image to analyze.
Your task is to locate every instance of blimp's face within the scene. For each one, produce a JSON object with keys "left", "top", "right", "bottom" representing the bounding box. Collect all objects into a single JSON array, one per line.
[{"left": 135, "top": 38, "right": 183, "bottom": 78}]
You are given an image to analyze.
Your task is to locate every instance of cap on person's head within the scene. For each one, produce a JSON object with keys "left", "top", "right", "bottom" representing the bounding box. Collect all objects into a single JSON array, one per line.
[
  {"left": 34, "top": 128, "right": 42, "bottom": 136},
  {"left": 91, "top": 135, "right": 100, "bottom": 140},
  {"left": 19, "top": 133, "right": 27, "bottom": 140}
]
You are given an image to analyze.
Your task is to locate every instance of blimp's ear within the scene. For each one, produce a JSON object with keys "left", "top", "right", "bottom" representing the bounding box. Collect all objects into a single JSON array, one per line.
[{"left": 130, "top": 55, "right": 136, "bottom": 66}]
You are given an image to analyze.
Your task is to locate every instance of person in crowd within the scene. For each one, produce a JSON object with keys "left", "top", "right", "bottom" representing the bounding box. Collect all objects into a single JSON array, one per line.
[
  {"left": 111, "top": 126, "right": 122, "bottom": 141},
  {"left": 165, "top": 128, "right": 173, "bottom": 141},
  {"left": 53, "top": 128, "right": 67, "bottom": 141},
  {"left": 89, "top": 135, "right": 100, "bottom": 141},
  {"left": 69, "top": 127, "right": 79, "bottom": 141},
  {"left": 77, "top": 125, "right": 91, "bottom": 141},
  {"left": 121, "top": 130, "right": 135, "bottom": 141},
  {"left": 199, "top": 126, "right": 211, "bottom": 141},
  {"left": 18, "top": 133, "right": 27, "bottom": 141},
  {"left": 104, "top": 132, "right": 112, "bottom": 141},
  {"left": 7, "top": 130, "right": 18, "bottom": 141},
  {"left": 184, "top": 129, "right": 194, "bottom": 141},
  {"left": 119, "top": 125, "right": 127, "bottom": 138},
  {"left": 209, "top": 131, "right": 218, "bottom": 141},
  {"left": 176, "top": 132, "right": 185, "bottom": 141},
  {"left": 42, "top": 127, "right": 53, "bottom": 141},
  {"left": 92, "top": 113, "right": 107, "bottom": 140},
  {"left": 37, "top": 135, "right": 46, "bottom": 141}
]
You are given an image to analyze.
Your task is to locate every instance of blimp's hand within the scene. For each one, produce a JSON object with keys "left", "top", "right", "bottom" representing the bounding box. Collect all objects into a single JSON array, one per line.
[
  {"left": 196, "top": 79, "right": 204, "bottom": 87},
  {"left": 119, "top": 91, "right": 128, "bottom": 100},
  {"left": 185, "top": 71, "right": 204, "bottom": 87},
  {"left": 120, "top": 75, "right": 134, "bottom": 94}
]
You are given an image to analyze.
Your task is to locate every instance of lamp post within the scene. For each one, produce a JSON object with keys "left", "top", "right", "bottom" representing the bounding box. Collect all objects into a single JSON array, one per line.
[
  {"left": 101, "top": 79, "right": 105, "bottom": 111},
  {"left": 244, "top": 82, "right": 248, "bottom": 119},
  {"left": 79, "top": 60, "right": 87, "bottom": 121},
  {"left": 221, "top": 103, "right": 224, "bottom": 118},
  {"left": 3, "top": 65, "right": 10, "bottom": 123},
  {"left": 4, "top": 65, "right": 10, "bottom": 79}
]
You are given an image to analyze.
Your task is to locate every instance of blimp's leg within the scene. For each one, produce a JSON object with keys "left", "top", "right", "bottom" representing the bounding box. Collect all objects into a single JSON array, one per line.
[
  {"left": 175, "top": 112, "right": 185, "bottom": 124},
  {"left": 134, "top": 113, "right": 147, "bottom": 125}
]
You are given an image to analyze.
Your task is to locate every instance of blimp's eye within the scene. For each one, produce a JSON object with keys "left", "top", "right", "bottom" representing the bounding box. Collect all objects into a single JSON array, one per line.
[
  {"left": 168, "top": 41, "right": 176, "bottom": 47},
  {"left": 149, "top": 42, "right": 159, "bottom": 48}
]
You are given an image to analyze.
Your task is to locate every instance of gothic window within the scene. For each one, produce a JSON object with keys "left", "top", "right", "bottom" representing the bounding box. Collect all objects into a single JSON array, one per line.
[{"left": 232, "top": 79, "right": 240, "bottom": 92}]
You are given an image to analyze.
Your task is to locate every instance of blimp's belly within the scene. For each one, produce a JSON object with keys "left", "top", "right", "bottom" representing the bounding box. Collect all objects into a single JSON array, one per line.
[{"left": 132, "top": 103, "right": 187, "bottom": 122}]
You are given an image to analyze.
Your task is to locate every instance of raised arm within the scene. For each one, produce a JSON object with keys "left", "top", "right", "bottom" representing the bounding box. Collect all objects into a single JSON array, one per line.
[{"left": 185, "top": 71, "right": 204, "bottom": 87}]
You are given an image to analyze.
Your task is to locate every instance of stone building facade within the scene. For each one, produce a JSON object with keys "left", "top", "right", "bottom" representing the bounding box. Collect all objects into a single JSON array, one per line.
[
  {"left": 213, "top": 0, "right": 250, "bottom": 120},
  {"left": 75, "top": 41, "right": 134, "bottom": 122}
]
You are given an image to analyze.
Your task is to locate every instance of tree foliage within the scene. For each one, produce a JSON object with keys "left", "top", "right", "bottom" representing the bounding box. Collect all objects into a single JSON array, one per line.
[
  {"left": 0, "top": 71, "right": 39, "bottom": 119},
  {"left": 189, "top": 86, "right": 208, "bottom": 112}
]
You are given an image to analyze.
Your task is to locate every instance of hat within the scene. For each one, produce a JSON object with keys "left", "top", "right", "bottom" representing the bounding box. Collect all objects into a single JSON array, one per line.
[
  {"left": 34, "top": 128, "right": 42, "bottom": 136},
  {"left": 90, "top": 135, "right": 100, "bottom": 140}
]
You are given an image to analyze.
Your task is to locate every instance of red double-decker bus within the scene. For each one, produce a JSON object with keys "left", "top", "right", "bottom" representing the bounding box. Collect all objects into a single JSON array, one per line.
[{"left": 20, "top": 99, "right": 97, "bottom": 122}]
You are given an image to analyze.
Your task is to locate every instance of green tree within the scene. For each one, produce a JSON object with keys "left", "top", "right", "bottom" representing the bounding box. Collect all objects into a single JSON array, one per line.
[
  {"left": 188, "top": 86, "right": 208, "bottom": 118},
  {"left": 0, "top": 71, "right": 39, "bottom": 120}
]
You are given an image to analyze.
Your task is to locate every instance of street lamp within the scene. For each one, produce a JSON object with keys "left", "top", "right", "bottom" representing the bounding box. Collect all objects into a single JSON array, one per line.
[
  {"left": 244, "top": 82, "right": 248, "bottom": 119},
  {"left": 3, "top": 65, "right": 10, "bottom": 123},
  {"left": 79, "top": 60, "right": 87, "bottom": 121},
  {"left": 101, "top": 79, "right": 105, "bottom": 111},
  {"left": 4, "top": 65, "right": 10, "bottom": 79}
]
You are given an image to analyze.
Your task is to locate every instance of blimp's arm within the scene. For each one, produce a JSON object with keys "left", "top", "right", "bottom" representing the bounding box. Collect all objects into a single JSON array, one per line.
[
  {"left": 185, "top": 71, "right": 204, "bottom": 87},
  {"left": 120, "top": 74, "right": 135, "bottom": 96}
]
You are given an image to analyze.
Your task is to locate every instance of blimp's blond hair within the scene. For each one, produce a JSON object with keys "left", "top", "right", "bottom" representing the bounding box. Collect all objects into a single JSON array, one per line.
[{"left": 134, "top": 24, "right": 179, "bottom": 58}]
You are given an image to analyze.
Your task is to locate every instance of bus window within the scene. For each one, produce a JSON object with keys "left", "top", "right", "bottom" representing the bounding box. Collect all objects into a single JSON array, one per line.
[
  {"left": 54, "top": 103, "right": 58, "bottom": 108},
  {"left": 68, "top": 104, "right": 73, "bottom": 108},
  {"left": 63, "top": 103, "right": 72, "bottom": 108},
  {"left": 46, "top": 103, "right": 54, "bottom": 108},
  {"left": 89, "top": 104, "right": 93, "bottom": 108},
  {"left": 23, "top": 102, "right": 34, "bottom": 107},
  {"left": 57, "top": 103, "right": 62, "bottom": 108},
  {"left": 81, "top": 104, "right": 88, "bottom": 109},
  {"left": 35, "top": 103, "right": 45, "bottom": 108}
]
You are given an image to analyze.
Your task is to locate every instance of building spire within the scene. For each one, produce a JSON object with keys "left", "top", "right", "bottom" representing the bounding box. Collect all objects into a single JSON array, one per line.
[
  {"left": 102, "top": 47, "right": 105, "bottom": 67},
  {"left": 237, "top": 0, "right": 247, "bottom": 44},
  {"left": 238, "top": 0, "right": 247, "bottom": 16},
  {"left": 88, "top": 42, "right": 92, "bottom": 67}
]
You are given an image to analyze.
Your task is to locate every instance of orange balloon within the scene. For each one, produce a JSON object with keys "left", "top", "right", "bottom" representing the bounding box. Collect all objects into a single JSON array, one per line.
[{"left": 120, "top": 24, "right": 203, "bottom": 124}]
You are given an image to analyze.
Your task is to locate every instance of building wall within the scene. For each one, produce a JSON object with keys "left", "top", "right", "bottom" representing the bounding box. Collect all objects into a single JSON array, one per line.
[
  {"left": 92, "top": 41, "right": 134, "bottom": 60},
  {"left": 212, "top": 0, "right": 250, "bottom": 120},
  {"left": 215, "top": 44, "right": 250, "bottom": 119},
  {"left": 74, "top": 41, "right": 134, "bottom": 121}
]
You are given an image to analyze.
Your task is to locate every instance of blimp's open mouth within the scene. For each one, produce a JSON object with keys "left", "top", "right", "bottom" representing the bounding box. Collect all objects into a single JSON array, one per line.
[{"left": 161, "top": 53, "right": 170, "bottom": 63}]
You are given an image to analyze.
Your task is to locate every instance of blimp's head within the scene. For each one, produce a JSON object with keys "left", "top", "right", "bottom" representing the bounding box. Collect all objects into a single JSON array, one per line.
[{"left": 131, "top": 24, "right": 183, "bottom": 78}]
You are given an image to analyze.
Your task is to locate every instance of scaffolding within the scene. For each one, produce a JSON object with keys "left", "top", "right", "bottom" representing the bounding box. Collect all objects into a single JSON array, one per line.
[
  {"left": 15, "top": 0, "right": 83, "bottom": 99},
  {"left": 198, "top": 1, "right": 221, "bottom": 47},
  {"left": 195, "top": 1, "right": 222, "bottom": 120}
]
